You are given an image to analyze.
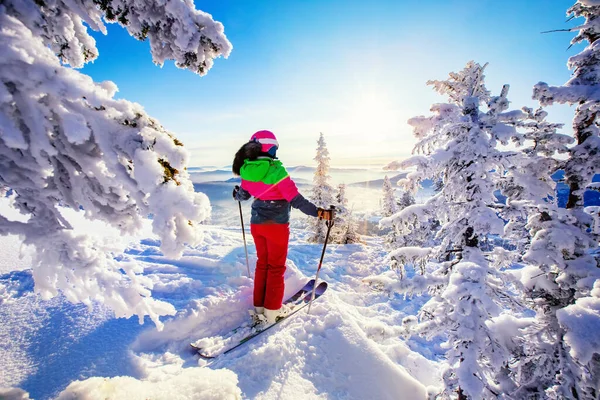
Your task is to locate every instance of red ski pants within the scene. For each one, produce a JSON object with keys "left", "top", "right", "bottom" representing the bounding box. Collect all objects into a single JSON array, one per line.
[{"left": 250, "top": 223, "right": 289, "bottom": 311}]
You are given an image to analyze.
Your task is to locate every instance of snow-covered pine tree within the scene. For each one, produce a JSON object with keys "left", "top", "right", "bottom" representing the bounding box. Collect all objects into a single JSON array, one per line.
[
  {"left": 511, "top": 2, "right": 600, "bottom": 397},
  {"left": 498, "top": 106, "right": 570, "bottom": 254},
  {"left": 335, "top": 183, "right": 349, "bottom": 217},
  {"left": 534, "top": 2, "right": 600, "bottom": 211},
  {"left": 0, "top": 0, "right": 231, "bottom": 328},
  {"left": 333, "top": 183, "right": 361, "bottom": 244},
  {"left": 331, "top": 183, "right": 348, "bottom": 243},
  {"left": 339, "top": 211, "right": 362, "bottom": 244},
  {"left": 309, "top": 133, "right": 335, "bottom": 243},
  {"left": 382, "top": 178, "right": 418, "bottom": 274},
  {"left": 398, "top": 190, "right": 415, "bottom": 211},
  {"left": 381, "top": 175, "right": 404, "bottom": 269},
  {"left": 378, "top": 62, "right": 530, "bottom": 399},
  {"left": 513, "top": 208, "right": 600, "bottom": 399},
  {"left": 382, "top": 175, "right": 398, "bottom": 217},
  {"left": 492, "top": 106, "right": 580, "bottom": 397}
]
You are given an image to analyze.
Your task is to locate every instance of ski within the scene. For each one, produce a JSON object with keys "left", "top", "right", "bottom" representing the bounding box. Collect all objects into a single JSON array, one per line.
[
  {"left": 194, "top": 281, "right": 328, "bottom": 360},
  {"left": 283, "top": 279, "right": 317, "bottom": 305},
  {"left": 190, "top": 279, "right": 317, "bottom": 354}
]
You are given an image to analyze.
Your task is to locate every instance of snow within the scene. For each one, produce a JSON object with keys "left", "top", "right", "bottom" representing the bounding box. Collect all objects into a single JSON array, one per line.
[
  {"left": 56, "top": 368, "right": 242, "bottom": 400},
  {"left": 0, "top": 175, "right": 438, "bottom": 399},
  {"left": 557, "top": 281, "right": 600, "bottom": 364},
  {"left": 486, "top": 314, "right": 534, "bottom": 354},
  {"left": 0, "top": 235, "right": 33, "bottom": 275},
  {"left": 0, "top": 197, "right": 33, "bottom": 275},
  {"left": 586, "top": 205, "right": 600, "bottom": 234},
  {"left": 579, "top": 0, "right": 600, "bottom": 6}
]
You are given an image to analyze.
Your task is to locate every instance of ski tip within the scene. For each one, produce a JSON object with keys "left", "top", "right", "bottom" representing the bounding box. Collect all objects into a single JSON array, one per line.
[
  {"left": 191, "top": 345, "right": 217, "bottom": 360},
  {"left": 190, "top": 344, "right": 217, "bottom": 359},
  {"left": 315, "top": 281, "right": 328, "bottom": 294},
  {"left": 304, "top": 279, "right": 316, "bottom": 289},
  {"left": 198, "top": 353, "right": 217, "bottom": 360}
]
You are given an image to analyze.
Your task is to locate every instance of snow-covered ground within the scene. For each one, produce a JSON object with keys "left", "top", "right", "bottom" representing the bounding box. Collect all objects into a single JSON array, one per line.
[{"left": 0, "top": 171, "right": 441, "bottom": 400}]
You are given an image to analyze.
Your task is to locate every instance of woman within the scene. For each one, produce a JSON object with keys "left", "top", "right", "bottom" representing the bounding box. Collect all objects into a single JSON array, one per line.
[{"left": 232, "top": 130, "right": 333, "bottom": 324}]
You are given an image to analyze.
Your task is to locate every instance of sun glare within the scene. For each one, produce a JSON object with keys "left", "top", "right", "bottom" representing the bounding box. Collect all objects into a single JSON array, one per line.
[{"left": 347, "top": 92, "right": 398, "bottom": 136}]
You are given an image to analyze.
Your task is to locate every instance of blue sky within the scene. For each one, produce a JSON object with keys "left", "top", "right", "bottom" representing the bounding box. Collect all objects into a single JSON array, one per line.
[{"left": 82, "top": 0, "right": 582, "bottom": 168}]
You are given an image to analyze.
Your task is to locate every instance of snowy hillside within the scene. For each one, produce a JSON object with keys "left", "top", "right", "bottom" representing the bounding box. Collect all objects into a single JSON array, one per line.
[
  {"left": 3, "top": 162, "right": 597, "bottom": 398},
  {"left": 0, "top": 168, "right": 439, "bottom": 400}
]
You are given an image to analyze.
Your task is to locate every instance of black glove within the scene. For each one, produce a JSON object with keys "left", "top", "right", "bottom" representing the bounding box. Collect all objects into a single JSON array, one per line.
[
  {"left": 232, "top": 185, "right": 240, "bottom": 200},
  {"left": 317, "top": 207, "right": 334, "bottom": 221}
]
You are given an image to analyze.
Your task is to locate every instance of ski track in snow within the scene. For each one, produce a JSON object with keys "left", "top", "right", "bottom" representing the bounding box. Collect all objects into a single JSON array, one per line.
[{"left": 0, "top": 222, "right": 441, "bottom": 399}]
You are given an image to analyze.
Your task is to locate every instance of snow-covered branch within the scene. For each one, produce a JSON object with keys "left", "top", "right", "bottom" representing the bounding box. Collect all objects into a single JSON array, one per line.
[
  {"left": 6, "top": 0, "right": 232, "bottom": 73},
  {"left": 0, "top": 0, "right": 230, "bottom": 328}
]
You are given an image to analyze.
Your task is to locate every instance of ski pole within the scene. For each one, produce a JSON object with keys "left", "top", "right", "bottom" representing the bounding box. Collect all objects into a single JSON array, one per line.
[
  {"left": 308, "top": 206, "right": 335, "bottom": 314},
  {"left": 238, "top": 201, "right": 251, "bottom": 278}
]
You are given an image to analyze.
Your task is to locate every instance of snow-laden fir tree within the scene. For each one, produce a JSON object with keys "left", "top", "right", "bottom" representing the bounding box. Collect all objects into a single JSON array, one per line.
[
  {"left": 392, "top": 189, "right": 417, "bottom": 271},
  {"left": 499, "top": 106, "right": 571, "bottom": 251},
  {"left": 534, "top": 2, "right": 600, "bottom": 211},
  {"left": 339, "top": 211, "right": 361, "bottom": 244},
  {"left": 376, "top": 62, "right": 531, "bottom": 399},
  {"left": 398, "top": 190, "right": 416, "bottom": 211},
  {"left": 493, "top": 106, "right": 581, "bottom": 398},
  {"left": 0, "top": 0, "right": 231, "bottom": 328},
  {"left": 514, "top": 208, "right": 600, "bottom": 399},
  {"left": 381, "top": 175, "right": 404, "bottom": 270},
  {"left": 510, "top": 2, "right": 600, "bottom": 397},
  {"left": 332, "top": 183, "right": 361, "bottom": 244},
  {"left": 336, "top": 183, "right": 349, "bottom": 217},
  {"left": 382, "top": 179, "right": 417, "bottom": 273},
  {"left": 382, "top": 175, "right": 398, "bottom": 217},
  {"left": 309, "top": 133, "right": 335, "bottom": 243},
  {"left": 331, "top": 183, "right": 348, "bottom": 243}
]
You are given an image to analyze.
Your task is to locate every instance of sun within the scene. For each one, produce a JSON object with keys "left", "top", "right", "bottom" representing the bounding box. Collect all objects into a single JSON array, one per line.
[{"left": 345, "top": 89, "right": 399, "bottom": 135}]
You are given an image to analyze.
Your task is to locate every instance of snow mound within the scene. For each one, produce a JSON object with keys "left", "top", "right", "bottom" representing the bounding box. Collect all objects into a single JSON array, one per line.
[
  {"left": 0, "top": 387, "right": 31, "bottom": 400},
  {"left": 55, "top": 368, "right": 241, "bottom": 400}
]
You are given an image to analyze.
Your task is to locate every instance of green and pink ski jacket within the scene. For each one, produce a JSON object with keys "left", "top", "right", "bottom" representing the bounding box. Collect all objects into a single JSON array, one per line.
[{"left": 235, "top": 157, "right": 318, "bottom": 224}]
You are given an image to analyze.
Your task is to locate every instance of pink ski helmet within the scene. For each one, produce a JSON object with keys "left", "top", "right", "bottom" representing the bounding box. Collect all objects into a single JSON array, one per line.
[{"left": 250, "top": 130, "right": 279, "bottom": 155}]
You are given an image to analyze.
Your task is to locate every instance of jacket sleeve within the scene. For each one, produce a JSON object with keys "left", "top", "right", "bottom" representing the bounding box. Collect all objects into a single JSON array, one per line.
[
  {"left": 276, "top": 175, "right": 319, "bottom": 217},
  {"left": 290, "top": 193, "right": 318, "bottom": 217}
]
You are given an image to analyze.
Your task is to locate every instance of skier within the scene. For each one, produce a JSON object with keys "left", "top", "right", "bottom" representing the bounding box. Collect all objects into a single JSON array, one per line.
[{"left": 232, "top": 130, "right": 333, "bottom": 324}]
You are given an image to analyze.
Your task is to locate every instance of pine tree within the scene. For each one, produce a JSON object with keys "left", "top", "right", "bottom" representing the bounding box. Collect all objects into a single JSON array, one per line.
[
  {"left": 381, "top": 176, "right": 403, "bottom": 270},
  {"left": 0, "top": 0, "right": 231, "bottom": 328},
  {"left": 381, "top": 181, "right": 424, "bottom": 276},
  {"left": 331, "top": 183, "right": 348, "bottom": 243},
  {"left": 499, "top": 107, "right": 570, "bottom": 254},
  {"left": 340, "top": 212, "right": 362, "bottom": 244},
  {"left": 513, "top": 2, "right": 600, "bottom": 397},
  {"left": 333, "top": 184, "right": 361, "bottom": 244},
  {"left": 493, "top": 106, "right": 581, "bottom": 398},
  {"left": 534, "top": 2, "right": 600, "bottom": 211},
  {"left": 382, "top": 176, "right": 398, "bottom": 217},
  {"left": 379, "top": 62, "right": 530, "bottom": 399},
  {"left": 398, "top": 191, "right": 415, "bottom": 211},
  {"left": 336, "top": 183, "right": 349, "bottom": 216},
  {"left": 309, "top": 133, "right": 335, "bottom": 243}
]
